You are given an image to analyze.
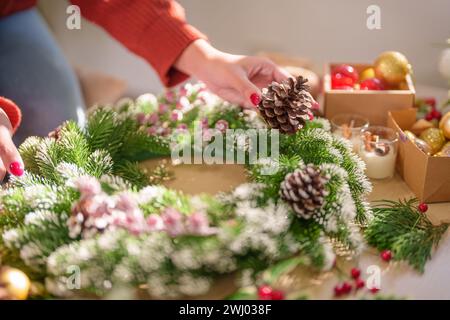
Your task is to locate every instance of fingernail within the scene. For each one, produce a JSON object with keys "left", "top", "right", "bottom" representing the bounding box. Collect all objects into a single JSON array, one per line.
[
  {"left": 250, "top": 93, "right": 261, "bottom": 106},
  {"left": 9, "top": 162, "right": 24, "bottom": 177}
]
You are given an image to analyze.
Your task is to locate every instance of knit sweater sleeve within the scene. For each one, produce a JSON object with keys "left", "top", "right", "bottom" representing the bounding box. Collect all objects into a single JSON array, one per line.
[
  {"left": 0, "top": 97, "right": 21, "bottom": 134},
  {"left": 70, "top": 0, "right": 207, "bottom": 87}
]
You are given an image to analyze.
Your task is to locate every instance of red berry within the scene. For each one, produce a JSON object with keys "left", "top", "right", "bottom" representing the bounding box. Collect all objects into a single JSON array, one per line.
[
  {"left": 342, "top": 282, "right": 352, "bottom": 294},
  {"left": 334, "top": 284, "right": 344, "bottom": 297},
  {"left": 360, "top": 78, "right": 384, "bottom": 90},
  {"left": 331, "top": 73, "right": 355, "bottom": 89},
  {"left": 380, "top": 250, "right": 392, "bottom": 262},
  {"left": 257, "top": 285, "right": 273, "bottom": 300},
  {"left": 270, "top": 290, "right": 285, "bottom": 300},
  {"left": 9, "top": 162, "right": 24, "bottom": 177},
  {"left": 332, "top": 64, "right": 359, "bottom": 83},
  {"left": 350, "top": 267, "right": 361, "bottom": 279},
  {"left": 425, "top": 113, "right": 434, "bottom": 121},
  {"left": 430, "top": 109, "right": 442, "bottom": 120},
  {"left": 418, "top": 203, "right": 428, "bottom": 213},
  {"left": 424, "top": 98, "right": 436, "bottom": 108},
  {"left": 355, "top": 278, "right": 365, "bottom": 290},
  {"left": 370, "top": 287, "right": 380, "bottom": 294}
]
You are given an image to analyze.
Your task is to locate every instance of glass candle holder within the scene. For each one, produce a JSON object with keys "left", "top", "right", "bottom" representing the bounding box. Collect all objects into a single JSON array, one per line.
[
  {"left": 359, "top": 126, "right": 398, "bottom": 180},
  {"left": 331, "top": 114, "right": 369, "bottom": 153}
]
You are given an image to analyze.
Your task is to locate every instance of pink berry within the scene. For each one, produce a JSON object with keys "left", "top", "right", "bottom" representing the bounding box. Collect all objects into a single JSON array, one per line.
[
  {"left": 418, "top": 203, "right": 428, "bottom": 213},
  {"left": 350, "top": 267, "right": 361, "bottom": 279},
  {"left": 380, "top": 250, "right": 392, "bottom": 262}
]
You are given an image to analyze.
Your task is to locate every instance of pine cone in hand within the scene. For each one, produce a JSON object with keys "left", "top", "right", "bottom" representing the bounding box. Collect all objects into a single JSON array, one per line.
[
  {"left": 280, "top": 164, "right": 330, "bottom": 219},
  {"left": 258, "top": 76, "right": 314, "bottom": 134}
]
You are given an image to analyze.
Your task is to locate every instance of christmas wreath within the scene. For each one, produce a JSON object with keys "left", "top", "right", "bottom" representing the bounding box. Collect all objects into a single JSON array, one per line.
[{"left": 0, "top": 79, "right": 447, "bottom": 299}]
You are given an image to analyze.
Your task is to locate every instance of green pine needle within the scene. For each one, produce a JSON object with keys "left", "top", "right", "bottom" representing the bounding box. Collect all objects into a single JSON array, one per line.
[{"left": 365, "top": 198, "right": 449, "bottom": 273}]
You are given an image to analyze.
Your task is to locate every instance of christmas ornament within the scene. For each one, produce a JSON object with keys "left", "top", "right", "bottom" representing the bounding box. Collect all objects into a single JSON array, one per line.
[
  {"left": 374, "top": 51, "right": 412, "bottom": 86},
  {"left": 380, "top": 249, "right": 392, "bottom": 262},
  {"left": 258, "top": 76, "right": 314, "bottom": 134},
  {"left": 332, "top": 64, "right": 359, "bottom": 83},
  {"left": 280, "top": 164, "right": 330, "bottom": 219},
  {"left": 434, "top": 141, "right": 450, "bottom": 157},
  {"left": 418, "top": 203, "right": 428, "bottom": 213},
  {"left": 414, "top": 138, "right": 432, "bottom": 155},
  {"left": 439, "top": 112, "right": 450, "bottom": 139},
  {"left": 360, "top": 67, "right": 375, "bottom": 82},
  {"left": 350, "top": 267, "right": 361, "bottom": 279},
  {"left": 410, "top": 119, "right": 434, "bottom": 136},
  {"left": 331, "top": 73, "right": 354, "bottom": 89},
  {"left": 419, "top": 128, "right": 446, "bottom": 155},
  {"left": 0, "top": 267, "right": 31, "bottom": 300},
  {"left": 360, "top": 78, "right": 384, "bottom": 90}
]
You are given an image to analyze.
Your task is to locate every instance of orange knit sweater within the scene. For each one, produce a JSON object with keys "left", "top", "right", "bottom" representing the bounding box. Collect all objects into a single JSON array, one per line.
[{"left": 0, "top": 0, "right": 206, "bottom": 133}]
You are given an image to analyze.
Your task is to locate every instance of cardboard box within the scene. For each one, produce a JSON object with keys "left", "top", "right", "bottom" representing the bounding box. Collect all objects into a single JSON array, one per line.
[
  {"left": 387, "top": 108, "right": 450, "bottom": 203},
  {"left": 324, "top": 63, "right": 415, "bottom": 125}
]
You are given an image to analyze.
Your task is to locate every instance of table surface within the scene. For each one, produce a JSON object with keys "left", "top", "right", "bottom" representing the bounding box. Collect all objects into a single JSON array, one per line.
[{"left": 141, "top": 84, "right": 450, "bottom": 300}]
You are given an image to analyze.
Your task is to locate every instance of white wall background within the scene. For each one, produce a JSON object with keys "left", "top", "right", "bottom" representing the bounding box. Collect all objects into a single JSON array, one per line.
[{"left": 39, "top": 0, "right": 450, "bottom": 97}]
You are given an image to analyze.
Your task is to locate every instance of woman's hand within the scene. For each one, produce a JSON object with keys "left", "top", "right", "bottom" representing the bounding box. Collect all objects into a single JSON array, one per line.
[
  {"left": 0, "top": 109, "right": 24, "bottom": 181},
  {"left": 175, "top": 39, "right": 291, "bottom": 108}
]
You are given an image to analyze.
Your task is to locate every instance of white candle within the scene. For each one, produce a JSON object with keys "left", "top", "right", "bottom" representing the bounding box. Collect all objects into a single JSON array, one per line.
[
  {"left": 359, "top": 139, "right": 397, "bottom": 179},
  {"left": 333, "top": 131, "right": 360, "bottom": 154}
]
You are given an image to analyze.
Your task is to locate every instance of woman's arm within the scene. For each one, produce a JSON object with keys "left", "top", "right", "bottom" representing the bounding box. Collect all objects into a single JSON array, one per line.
[{"left": 70, "top": 0, "right": 206, "bottom": 87}]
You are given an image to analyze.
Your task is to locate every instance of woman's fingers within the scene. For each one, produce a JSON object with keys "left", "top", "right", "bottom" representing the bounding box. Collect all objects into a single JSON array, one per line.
[{"left": 0, "top": 125, "right": 24, "bottom": 177}]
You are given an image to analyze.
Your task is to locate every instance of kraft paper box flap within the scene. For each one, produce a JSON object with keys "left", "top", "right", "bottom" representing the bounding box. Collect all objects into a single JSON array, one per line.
[{"left": 388, "top": 109, "right": 450, "bottom": 203}]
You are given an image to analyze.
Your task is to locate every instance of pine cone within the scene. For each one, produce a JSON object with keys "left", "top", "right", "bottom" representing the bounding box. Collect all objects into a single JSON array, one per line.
[
  {"left": 258, "top": 76, "right": 314, "bottom": 134},
  {"left": 280, "top": 164, "right": 329, "bottom": 219}
]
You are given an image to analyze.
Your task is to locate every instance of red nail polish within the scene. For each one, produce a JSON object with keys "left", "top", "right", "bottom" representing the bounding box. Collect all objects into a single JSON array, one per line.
[
  {"left": 9, "top": 162, "right": 24, "bottom": 177},
  {"left": 250, "top": 93, "right": 261, "bottom": 106}
]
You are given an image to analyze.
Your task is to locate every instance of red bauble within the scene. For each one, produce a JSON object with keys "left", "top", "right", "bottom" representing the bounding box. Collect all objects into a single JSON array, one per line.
[
  {"left": 355, "top": 278, "right": 365, "bottom": 290},
  {"left": 350, "top": 267, "right": 361, "bottom": 279},
  {"left": 360, "top": 78, "right": 384, "bottom": 90},
  {"left": 380, "top": 249, "right": 392, "bottom": 262},
  {"left": 257, "top": 285, "right": 273, "bottom": 300},
  {"left": 332, "top": 64, "right": 359, "bottom": 83},
  {"left": 331, "top": 73, "right": 355, "bottom": 89},
  {"left": 270, "top": 290, "right": 285, "bottom": 300},
  {"left": 418, "top": 203, "right": 428, "bottom": 213}
]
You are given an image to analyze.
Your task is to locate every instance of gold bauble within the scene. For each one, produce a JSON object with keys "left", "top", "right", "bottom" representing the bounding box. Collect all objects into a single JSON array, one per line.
[
  {"left": 0, "top": 267, "right": 30, "bottom": 300},
  {"left": 439, "top": 112, "right": 450, "bottom": 139},
  {"left": 374, "top": 51, "right": 412, "bottom": 86},
  {"left": 360, "top": 67, "right": 375, "bottom": 81},
  {"left": 419, "top": 128, "right": 446, "bottom": 155},
  {"left": 434, "top": 141, "right": 450, "bottom": 157}
]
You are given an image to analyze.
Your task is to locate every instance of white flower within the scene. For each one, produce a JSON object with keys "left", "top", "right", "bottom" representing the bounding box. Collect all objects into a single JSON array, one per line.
[
  {"left": 24, "top": 210, "right": 58, "bottom": 226},
  {"left": 136, "top": 186, "right": 166, "bottom": 204},
  {"left": 2, "top": 229, "right": 19, "bottom": 248}
]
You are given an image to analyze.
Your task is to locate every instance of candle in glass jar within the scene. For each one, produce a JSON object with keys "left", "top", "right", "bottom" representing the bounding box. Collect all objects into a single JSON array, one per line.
[
  {"left": 331, "top": 114, "right": 369, "bottom": 154},
  {"left": 359, "top": 127, "right": 398, "bottom": 180}
]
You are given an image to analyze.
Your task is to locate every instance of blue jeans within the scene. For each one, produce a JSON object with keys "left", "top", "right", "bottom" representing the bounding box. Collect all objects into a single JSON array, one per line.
[{"left": 0, "top": 8, "right": 85, "bottom": 144}]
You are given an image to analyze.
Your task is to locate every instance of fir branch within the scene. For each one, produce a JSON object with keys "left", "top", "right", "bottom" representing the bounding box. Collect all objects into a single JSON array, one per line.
[{"left": 365, "top": 198, "right": 449, "bottom": 273}]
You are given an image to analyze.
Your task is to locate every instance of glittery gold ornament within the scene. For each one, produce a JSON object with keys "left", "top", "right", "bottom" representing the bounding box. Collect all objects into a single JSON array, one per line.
[
  {"left": 419, "top": 128, "right": 446, "bottom": 155},
  {"left": 439, "top": 112, "right": 450, "bottom": 139},
  {"left": 434, "top": 141, "right": 450, "bottom": 157},
  {"left": 0, "top": 267, "right": 30, "bottom": 300},
  {"left": 360, "top": 67, "right": 375, "bottom": 81},
  {"left": 374, "top": 51, "right": 412, "bottom": 86}
]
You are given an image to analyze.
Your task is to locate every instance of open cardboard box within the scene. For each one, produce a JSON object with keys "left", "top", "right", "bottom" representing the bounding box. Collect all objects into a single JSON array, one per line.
[
  {"left": 387, "top": 108, "right": 450, "bottom": 203},
  {"left": 324, "top": 63, "right": 415, "bottom": 125}
]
